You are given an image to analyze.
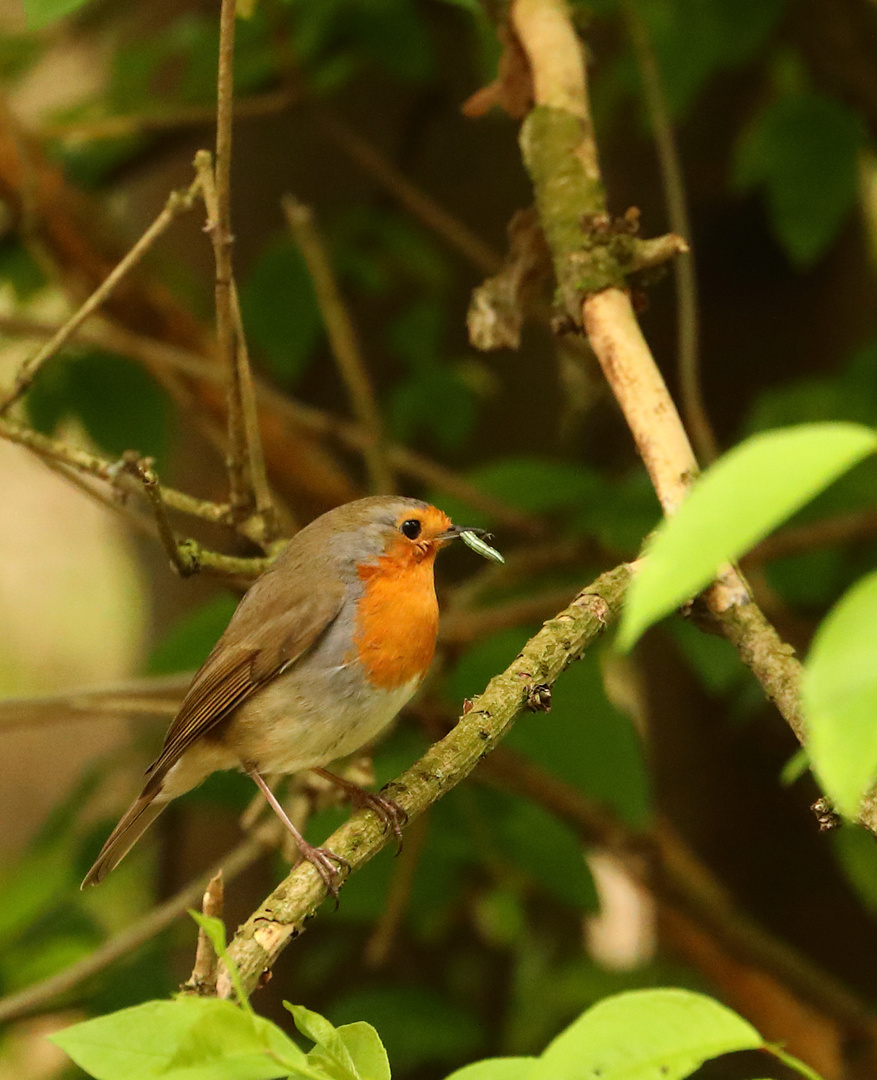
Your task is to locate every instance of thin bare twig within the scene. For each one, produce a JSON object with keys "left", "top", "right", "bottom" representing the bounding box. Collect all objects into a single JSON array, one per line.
[
  {"left": 0, "top": 673, "right": 188, "bottom": 731},
  {"left": 0, "top": 177, "right": 201, "bottom": 416},
  {"left": 282, "top": 195, "right": 393, "bottom": 494},
  {"left": 229, "top": 282, "right": 282, "bottom": 539},
  {"left": 117, "top": 452, "right": 197, "bottom": 577},
  {"left": 193, "top": 0, "right": 264, "bottom": 528},
  {"left": 621, "top": 0, "right": 717, "bottom": 463},
  {"left": 182, "top": 871, "right": 225, "bottom": 996}
]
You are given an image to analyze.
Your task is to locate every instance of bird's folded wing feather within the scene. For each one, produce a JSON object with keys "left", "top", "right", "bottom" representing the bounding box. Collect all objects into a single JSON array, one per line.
[{"left": 144, "top": 583, "right": 345, "bottom": 787}]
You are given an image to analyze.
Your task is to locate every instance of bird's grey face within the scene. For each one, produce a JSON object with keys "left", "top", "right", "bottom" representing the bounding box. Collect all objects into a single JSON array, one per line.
[{"left": 325, "top": 497, "right": 437, "bottom": 579}]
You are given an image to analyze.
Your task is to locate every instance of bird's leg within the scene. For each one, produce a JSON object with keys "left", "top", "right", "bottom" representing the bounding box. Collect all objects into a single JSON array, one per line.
[
  {"left": 243, "top": 763, "right": 350, "bottom": 897},
  {"left": 312, "top": 766, "right": 408, "bottom": 851}
]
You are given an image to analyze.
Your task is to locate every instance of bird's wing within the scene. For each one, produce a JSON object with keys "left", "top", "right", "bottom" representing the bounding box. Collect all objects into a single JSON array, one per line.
[{"left": 144, "top": 584, "right": 345, "bottom": 789}]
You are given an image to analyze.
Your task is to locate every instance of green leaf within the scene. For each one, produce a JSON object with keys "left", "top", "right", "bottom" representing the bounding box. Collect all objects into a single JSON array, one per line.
[
  {"left": 734, "top": 91, "right": 864, "bottom": 265},
  {"left": 334, "top": 1023, "right": 391, "bottom": 1080},
  {"left": 288, "top": 1003, "right": 359, "bottom": 1079},
  {"left": 619, "top": 423, "right": 877, "bottom": 649},
  {"left": 802, "top": 569, "right": 877, "bottom": 816},
  {"left": 23, "top": 0, "right": 92, "bottom": 29},
  {"left": 51, "top": 998, "right": 306, "bottom": 1080},
  {"left": 529, "top": 989, "right": 762, "bottom": 1080},
  {"left": 444, "top": 1060, "right": 536, "bottom": 1080}
]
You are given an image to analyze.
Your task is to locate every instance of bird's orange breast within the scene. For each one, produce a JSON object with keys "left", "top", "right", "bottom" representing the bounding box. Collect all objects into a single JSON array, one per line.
[{"left": 353, "top": 541, "right": 439, "bottom": 690}]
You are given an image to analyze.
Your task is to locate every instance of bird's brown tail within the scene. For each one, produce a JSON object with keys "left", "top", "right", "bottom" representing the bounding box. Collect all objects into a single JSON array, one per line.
[{"left": 81, "top": 792, "right": 168, "bottom": 887}]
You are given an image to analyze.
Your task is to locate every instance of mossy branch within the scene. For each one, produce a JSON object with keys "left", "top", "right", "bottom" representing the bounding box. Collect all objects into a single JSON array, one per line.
[{"left": 218, "top": 563, "right": 632, "bottom": 998}]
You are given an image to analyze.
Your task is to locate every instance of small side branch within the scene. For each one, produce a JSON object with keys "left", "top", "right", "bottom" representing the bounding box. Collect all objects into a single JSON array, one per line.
[
  {"left": 182, "top": 871, "right": 225, "bottom": 996},
  {"left": 0, "top": 177, "right": 201, "bottom": 416},
  {"left": 117, "top": 452, "right": 197, "bottom": 577},
  {"left": 282, "top": 195, "right": 393, "bottom": 494}
]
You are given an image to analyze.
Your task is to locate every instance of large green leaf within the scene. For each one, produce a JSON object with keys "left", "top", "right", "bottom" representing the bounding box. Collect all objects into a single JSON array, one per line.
[
  {"left": 734, "top": 91, "right": 864, "bottom": 265},
  {"left": 444, "top": 1060, "right": 536, "bottom": 1080},
  {"left": 619, "top": 424, "right": 877, "bottom": 649},
  {"left": 803, "top": 570, "right": 877, "bottom": 817},
  {"left": 529, "top": 989, "right": 762, "bottom": 1080},
  {"left": 50, "top": 998, "right": 305, "bottom": 1080}
]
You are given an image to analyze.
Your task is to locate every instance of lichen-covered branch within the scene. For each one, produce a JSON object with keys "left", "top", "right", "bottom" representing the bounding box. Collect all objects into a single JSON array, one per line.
[
  {"left": 219, "top": 563, "right": 632, "bottom": 998},
  {"left": 506, "top": 0, "right": 867, "bottom": 830}
]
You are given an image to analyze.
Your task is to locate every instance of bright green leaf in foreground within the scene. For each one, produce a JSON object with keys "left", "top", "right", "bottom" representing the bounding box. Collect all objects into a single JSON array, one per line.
[
  {"left": 619, "top": 423, "right": 877, "bottom": 649},
  {"left": 444, "top": 1059, "right": 536, "bottom": 1080},
  {"left": 49, "top": 998, "right": 305, "bottom": 1080},
  {"left": 529, "top": 989, "right": 762, "bottom": 1080},
  {"left": 803, "top": 570, "right": 877, "bottom": 817}
]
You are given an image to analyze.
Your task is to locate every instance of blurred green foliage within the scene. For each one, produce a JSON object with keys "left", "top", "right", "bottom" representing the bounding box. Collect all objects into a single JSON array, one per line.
[{"left": 26, "top": 350, "right": 173, "bottom": 472}]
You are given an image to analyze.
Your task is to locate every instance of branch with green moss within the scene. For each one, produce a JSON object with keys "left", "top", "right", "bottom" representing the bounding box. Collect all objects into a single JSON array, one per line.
[
  {"left": 506, "top": 1, "right": 870, "bottom": 834},
  {"left": 218, "top": 562, "right": 631, "bottom": 998}
]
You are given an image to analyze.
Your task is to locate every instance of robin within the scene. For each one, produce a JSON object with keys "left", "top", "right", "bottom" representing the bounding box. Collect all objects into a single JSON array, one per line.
[{"left": 82, "top": 496, "right": 496, "bottom": 892}]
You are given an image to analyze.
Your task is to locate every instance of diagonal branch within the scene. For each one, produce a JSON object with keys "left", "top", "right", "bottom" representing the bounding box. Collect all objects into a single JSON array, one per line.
[
  {"left": 506, "top": 1, "right": 860, "bottom": 829},
  {"left": 219, "top": 563, "right": 631, "bottom": 997}
]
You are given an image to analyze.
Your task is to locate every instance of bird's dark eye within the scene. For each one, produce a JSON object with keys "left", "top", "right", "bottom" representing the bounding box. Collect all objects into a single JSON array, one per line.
[{"left": 401, "top": 518, "right": 422, "bottom": 540}]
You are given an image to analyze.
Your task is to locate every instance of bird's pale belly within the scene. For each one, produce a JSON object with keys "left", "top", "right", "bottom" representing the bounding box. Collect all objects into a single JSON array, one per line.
[{"left": 209, "top": 663, "right": 420, "bottom": 777}]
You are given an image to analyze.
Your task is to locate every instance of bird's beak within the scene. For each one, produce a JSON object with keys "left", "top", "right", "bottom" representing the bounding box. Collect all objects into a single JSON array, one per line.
[{"left": 433, "top": 524, "right": 489, "bottom": 542}]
